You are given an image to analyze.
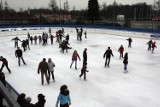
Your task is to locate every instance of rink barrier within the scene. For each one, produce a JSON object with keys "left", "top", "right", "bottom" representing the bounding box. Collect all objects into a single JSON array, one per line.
[
  {"left": 0, "top": 81, "right": 20, "bottom": 107},
  {"left": 0, "top": 25, "right": 160, "bottom": 34}
]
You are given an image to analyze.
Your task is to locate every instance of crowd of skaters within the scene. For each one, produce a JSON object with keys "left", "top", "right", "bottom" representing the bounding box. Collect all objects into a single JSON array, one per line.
[{"left": 0, "top": 27, "right": 158, "bottom": 107}]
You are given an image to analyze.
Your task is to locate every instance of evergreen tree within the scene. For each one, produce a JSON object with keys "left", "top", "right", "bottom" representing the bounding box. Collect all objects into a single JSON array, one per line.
[
  {"left": 49, "top": 0, "right": 59, "bottom": 13},
  {"left": 88, "top": 0, "right": 100, "bottom": 23}
]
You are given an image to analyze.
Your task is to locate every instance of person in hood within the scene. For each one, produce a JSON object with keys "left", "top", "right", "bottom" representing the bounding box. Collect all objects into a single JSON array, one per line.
[{"left": 56, "top": 85, "right": 71, "bottom": 107}]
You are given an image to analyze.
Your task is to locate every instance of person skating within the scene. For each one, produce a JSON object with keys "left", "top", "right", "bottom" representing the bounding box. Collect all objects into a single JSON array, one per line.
[
  {"left": 151, "top": 41, "right": 157, "bottom": 54},
  {"left": 48, "top": 58, "right": 55, "bottom": 82},
  {"left": 56, "top": 85, "right": 71, "bottom": 107},
  {"left": 146, "top": 39, "right": 152, "bottom": 51},
  {"left": 84, "top": 31, "right": 87, "bottom": 39},
  {"left": 21, "top": 40, "right": 27, "bottom": 52},
  {"left": 70, "top": 50, "right": 81, "bottom": 70},
  {"left": 60, "top": 40, "right": 72, "bottom": 53},
  {"left": 15, "top": 47, "right": 26, "bottom": 66},
  {"left": 34, "top": 35, "right": 38, "bottom": 44},
  {"left": 49, "top": 34, "right": 55, "bottom": 45},
  {"left": 0, "top": 56, "right": 11, "bottom": 73},
  {"left": 83, "top": 48, "right": 87, "bottom": 67},
  {"left": 30, "top": 36, "right": 33, "bottom": 45},
  {"left": 26, "top": 39, "right": 30, "bottom": 50},
  {"left": 118, "top": 45, "right": 124, "bottom": 59},
  {"left": 103, "top": 47, "right": 114, "bottom": 67},
  {"left": 37, "top": 58, "right": 50, "bottom": 85},
  {"left": 126, "top": 37, "right": 132, "bottom": 48},
  {"left": 79, "top": 64, "right": 89, "bottom": 80},
  {"left": 11, "top": 36, "right": 22, "bottom": 48},
  {"left": 123, "top": 53, "right": 128, "bottom": 73}
]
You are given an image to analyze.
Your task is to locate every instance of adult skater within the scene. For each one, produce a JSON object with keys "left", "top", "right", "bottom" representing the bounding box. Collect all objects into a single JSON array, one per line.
[
  {"left": 118, "top": 45, "right": 124, "bottom": 59},
  {"left": 48, "top": 58, "right": 55, "bottom": 82},
  {"left": 34, "top": 35, "right": 38, "bottom": 44},
  {"left": 35, "top": 94, "right": 46, "bottom": 107},
  {"left": 37, "top": 58, "right": 50, "bottom": 85},
  {"left": 79, "top": 64, "right": 89, "bottom": 80},
  {"left": 0, "top": 56, "right": 11, "bottom": 73},
  {"left": 146, "top": 39, "right": 152, "bottom": 51},
  {"left": 103, "top": 47, "right": 114, "bottom": 67},
  {"left": 11, "top": 36, "right": 21, "bottom": 48},
  {"left": 83, "top": 48, "right": 87, "bottom": 67},
  {"left": 151, "top": 41, "right": 157, "bottom": 54},
  {"left": 60, "top": 40, "right": 72, "bottom": 53},
  {"left": 123, "top": 53, "right": 128, "bottom": 73},
  {"left": 26, "top": 39, "right": 30, "bottom": 50},
  {"left": 30, "top": 36, "right": 33, "bottom": 45},
  {"left": 70, "top": 50, "right": 81, "bottom": 70},
  {"left": 126, "top": 37, "right": 132, "bottom": 48},
  {"left": 79, "top": 27, "right": 83, "bottom": 41},
  {"left": 21, "top": 40, "right": 27, "bottom": 52},
  {"left": 15, "top": 47, "right": 26, "bottom": 66},
  {"left": 56, "top": 85, "right": 71, "bottom": 107}
]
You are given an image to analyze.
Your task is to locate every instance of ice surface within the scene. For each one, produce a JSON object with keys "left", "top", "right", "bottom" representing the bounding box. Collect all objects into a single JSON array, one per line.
[{"left": 0, "top": 28, "right": 160, "bottom": 107}]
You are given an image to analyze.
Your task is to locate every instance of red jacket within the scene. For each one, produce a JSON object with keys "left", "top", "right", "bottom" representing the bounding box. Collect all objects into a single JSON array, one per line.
[{"left": 118, "top": 47, "right": 124, "bottom": 53}]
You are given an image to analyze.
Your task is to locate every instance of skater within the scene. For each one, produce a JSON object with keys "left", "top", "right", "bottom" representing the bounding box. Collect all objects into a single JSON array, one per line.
[
  {"left": 48, "top": 58, "right": 55, "bottom": 82},
  {"left": 151, "top": 41, "right": 157, "bottom": 54},
  {"left": 60, "top": 40, "right": 72, "bottom": 53},
  {"left": 30, "top": 36, "right": 33, "bottom": 45},
  {"left": 0, "top": 56, "right": 11, "bottom": 73},
  {"left": 84, "top": 31, "right": 87, "bottom": 38},
  {"left": 83, "top": 48, "right": 87, "bottom": 67},
  {"left": 37, "top": 58, "right": 50, "bottom": 85},
  {"left": 38, "top": 35, "right": 42, "bottom": 44},
  {"left": 123, "top": 53, "right": 128, "bottom": 72},
  {"left": 26, "top": 39, "right": 30, "bottom": 50},
  {"left": 49, "top": 34, "right": 54, "bottom": 45},
  {"left": 11, "top": 36, "right": 21, "bottom": 48},
  {"left": 79, "top": 64, "right": 89, "bottom": 80},
  {"left": 146, "top": 39, "right": 152, "bottom": 51},
  {"left": 103, "top": 47, "right": 114, "bottom": 67},
  {"left": 118, "top": 45, "right": 124, "bottom": 59},
  {"left": 34, "top": 35, "right": 38, "bottom": 44},
  {"left": 126, "top": 37, "right": 132, "bottom": 48},
  {"left": 56, "top": 85, "right": 71, "bottom": 107},
  {"left": 17, "top": 93, "right": 27, "bottom": 107},
  {"left": 15, "top": 47, "right": 26, "bottom": 66},
  {"left": 35, "top": 94, "right": 46, "bottom": 107},
  {"left": 21, "top": 40, "right": 27, "bottom": 52},
  {"left": 70, "top": 50, "right": 81, "bottom": 70}
]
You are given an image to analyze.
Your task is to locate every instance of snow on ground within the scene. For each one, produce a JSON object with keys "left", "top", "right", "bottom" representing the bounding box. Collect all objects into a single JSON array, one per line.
[{"left": 0, "top": 28, "right": 160, "bottom": 107}]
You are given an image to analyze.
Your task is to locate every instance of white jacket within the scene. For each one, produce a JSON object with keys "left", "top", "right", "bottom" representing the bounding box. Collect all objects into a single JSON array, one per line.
[{"left": 48, "top": 61, "right": 55, "bottom": 72}]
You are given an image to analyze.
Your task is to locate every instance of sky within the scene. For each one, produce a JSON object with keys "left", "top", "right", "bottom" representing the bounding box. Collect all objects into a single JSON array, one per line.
[
  {"left": 0, "top": 27, "right": 160, "bottom": 107},
  {"left": 2, "top": 0, "right": 154, "bottom": 11}
]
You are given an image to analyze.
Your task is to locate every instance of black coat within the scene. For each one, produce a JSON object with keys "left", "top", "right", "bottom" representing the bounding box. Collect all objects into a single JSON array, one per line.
[
  {"left": 123, "top": 56, "right": 128, "bottom": 64},
  {"left": 15, "top": 49, "right": 23, "bottom": 57},
  {"left": 103, "top": 49, "right": 114, "bottom": 58}
]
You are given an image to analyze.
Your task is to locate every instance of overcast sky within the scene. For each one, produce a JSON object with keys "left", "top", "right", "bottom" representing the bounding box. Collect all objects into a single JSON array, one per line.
[{"left": 3, "top": 0, "right": 154, "bottom": 11}]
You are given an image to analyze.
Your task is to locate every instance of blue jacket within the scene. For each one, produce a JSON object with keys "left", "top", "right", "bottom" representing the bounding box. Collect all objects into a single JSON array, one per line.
[{"left": 56, "top": 93, "right": 71, "bottom": 105}]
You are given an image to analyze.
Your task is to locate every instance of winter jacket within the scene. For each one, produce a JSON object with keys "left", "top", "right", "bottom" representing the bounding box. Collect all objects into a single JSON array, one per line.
[
  {"left": 56, "top": 93, "right": 71, "bottom": 105},
  {"left": 123, "top": 56, "right": 128, "bottom": 64},
  {"left": 72, "top": 53, "right": 80, "bottom": 61},
  {"left": 1, "top": 58, "right": 8, "bottom": 65},
  {"left": 38, "top": 61, "right": 49, "bottom": 73},
  {"left": 15, "top": 49, "right": 23, "bottom": 57},
  {"left": 118, "top": 47, "right": 124, "bottom": 53},
  {"left": 48, "top": 61, "right": 55, "bottom": 72},
  {"left": 103, "top": 49, "right": 114, "bottom": 58}
]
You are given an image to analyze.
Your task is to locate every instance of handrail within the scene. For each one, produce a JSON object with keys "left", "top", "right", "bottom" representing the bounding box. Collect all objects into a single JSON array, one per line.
[{"left": 0, "top": 81, "right": 20, "bottom": 107}]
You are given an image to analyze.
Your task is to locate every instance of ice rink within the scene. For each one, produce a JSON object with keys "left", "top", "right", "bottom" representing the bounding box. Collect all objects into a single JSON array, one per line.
[{"left": 0, "top": 27, "right": 160, "bottom": 107}]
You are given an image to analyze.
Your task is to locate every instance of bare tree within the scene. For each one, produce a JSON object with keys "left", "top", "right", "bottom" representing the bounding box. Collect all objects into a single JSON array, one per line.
[
  {"left": 49, "top": 0, "right": 59, "bottom": 13},
  {"left": 4, "top": 1, "right": 9, "bottom": 13},
  {"left": 64, "top": 0, "right": 69, "bottom": 12}
]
